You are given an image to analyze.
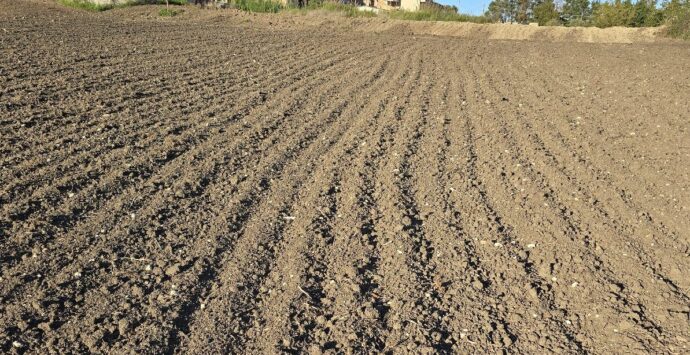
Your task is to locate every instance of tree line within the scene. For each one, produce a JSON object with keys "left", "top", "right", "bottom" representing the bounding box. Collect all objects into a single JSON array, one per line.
[{"left": 484, "top": 0, "right": 689, "bottom": 30}]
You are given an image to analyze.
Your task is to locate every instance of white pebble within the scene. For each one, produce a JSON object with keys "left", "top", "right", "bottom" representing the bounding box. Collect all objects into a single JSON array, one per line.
[
  {"left": 527, "top": 243, "right": 536, "bottom": 248},
  {"left": 571, "top": 282, "right": 579, "bottom": 288}
]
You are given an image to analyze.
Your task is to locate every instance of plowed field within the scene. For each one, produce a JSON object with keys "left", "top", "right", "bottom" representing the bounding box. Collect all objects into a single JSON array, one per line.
[{"left": 2, "top": 1, "right": 690, "bottom": 354}]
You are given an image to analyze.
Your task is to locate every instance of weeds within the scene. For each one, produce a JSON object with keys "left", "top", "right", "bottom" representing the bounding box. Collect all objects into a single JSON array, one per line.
[
  {"left": 388, "top": 8, "right": 489, "bottom": 23},
  {"left": 231, "top": 0, "right": 283, "bottom": 13},
  {"left": 664, "top": 1, "right": 690, "bottom": 39},
  {"left": 159, "top": 8, "right": 181, "bottom": 16},
  {"left": 57, "top": 0, "right": 123, "bottom": 11},
  {"left": 307, "top": 2, "right": 376, "bottom": 17},
  {"left": 58, "top": 0, "right": 187, "bottom": 12}
]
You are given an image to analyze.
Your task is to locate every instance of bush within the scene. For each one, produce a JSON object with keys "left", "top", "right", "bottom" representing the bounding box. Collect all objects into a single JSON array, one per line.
[
  {"left": 590, "top": 0, "right": 661, "bottom": 28},
  {"left": 544, "top": 18, "right": 562, "bottom": 26},
  {"left": 285, "top": 2, "right": 376, "bottom": 17},
  {"left": 533, "top": 0, "right": 559, "bottom": 25},
  {"left": 564, "top": 17, "right": 591, "bottom": 27},
  {"left": 159, "top": 7, "right": 181, "bottom": 16},
  {"left": 231, "top": 0, "right": 283, "bottom": 13},
  {"left": 664, "top": 0, "right": 690, "bottom": 39}
]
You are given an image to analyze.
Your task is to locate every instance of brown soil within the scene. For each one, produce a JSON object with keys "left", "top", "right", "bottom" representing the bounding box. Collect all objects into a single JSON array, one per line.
[{"left": 2, "top": 1, "right": 690, "bottom": 354}]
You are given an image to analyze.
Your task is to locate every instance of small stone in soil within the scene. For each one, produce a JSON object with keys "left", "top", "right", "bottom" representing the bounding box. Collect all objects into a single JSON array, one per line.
[
  {"left": 165, "top": 264, "right": 180, "bottom": 276},
  {"left": 401, "top": 216, "right": 413, "bottom": 227}
]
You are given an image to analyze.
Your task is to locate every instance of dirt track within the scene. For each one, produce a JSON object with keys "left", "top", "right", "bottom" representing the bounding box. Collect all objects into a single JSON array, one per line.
[{"left": 2, "top": 1, "right": 690, "bottom": 353}]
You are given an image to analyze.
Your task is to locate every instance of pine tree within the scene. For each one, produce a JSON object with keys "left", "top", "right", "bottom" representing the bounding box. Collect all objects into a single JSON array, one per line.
[
  {"left": 534, "top": 0, "right": 560, "bottom": 24},
  {"left": 563, "top": 0, "right": 591, "bottom": 22}
]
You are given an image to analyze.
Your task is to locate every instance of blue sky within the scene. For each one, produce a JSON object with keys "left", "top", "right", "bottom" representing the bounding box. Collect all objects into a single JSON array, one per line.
[{"left": 435, "top": 0, "right": 492, "bottom": 15}]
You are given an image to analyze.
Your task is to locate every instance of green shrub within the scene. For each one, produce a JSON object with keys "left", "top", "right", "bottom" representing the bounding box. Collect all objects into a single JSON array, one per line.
[
  {"left": 159, "top": 7, "right": 181, "bottom": 16},
  {"left": 664, "top": 0, "right": 690, "bottom": 39},
  {"left": 565, "top": 16, "right": 592, "bottom": 27},
  {"left": 285, "top": 1, "right": 377, "bottom": 17},
  {"left": 231, "top": 0, "right": 283, "bottom": 13},
  {"left": 533, "top": 0, "right": 559, "bottom": 25},
  {"left": 544, "top": 18, "right": 562, "bottom": 26}
]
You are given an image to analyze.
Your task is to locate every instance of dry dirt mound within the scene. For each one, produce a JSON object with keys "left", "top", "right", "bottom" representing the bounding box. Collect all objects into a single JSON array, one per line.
[
  {"left": 2, "top": 1, "right": 690, "bottom": 354},
  {"left": 367, "top": 21, "right": 664, "bottom": 43}
]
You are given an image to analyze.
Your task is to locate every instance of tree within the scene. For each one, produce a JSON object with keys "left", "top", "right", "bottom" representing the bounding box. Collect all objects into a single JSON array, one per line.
[
  {"left": 662, "top": 0, "right": 690, "bottom": 38},
  {"left": 591, "top": 0, "right": 636, "bottom": 27},
  {"left": 516, "top": 0, "right": 531, "bottom": 23},
  {"left": 534, "top": 0, "right": 560, "bottom": 24},
  {"left": 630, "top": 0, "right": 663, "bottom": 26},
  {"left": 486, "top": 0, "right": 514, "bottom": 22},
  {"left": 563, "top": 0, "right": 591, "bottom": 22}
]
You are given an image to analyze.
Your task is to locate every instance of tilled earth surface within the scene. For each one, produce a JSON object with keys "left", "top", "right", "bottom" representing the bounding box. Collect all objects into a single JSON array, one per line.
[{"left": 2, "top": 1, "right": 690, "bottom": 354}]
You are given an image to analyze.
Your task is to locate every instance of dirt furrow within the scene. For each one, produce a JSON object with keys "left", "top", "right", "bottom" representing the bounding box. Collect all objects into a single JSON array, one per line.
[
  {"left": 0, "top": 37, "right": 343, "bottom": 212},
  {"left": 241, "top": 44, "right": 423, "bottom": 354},
  {"left": 0, "top": 35, "right": 313, "bottom": 158},
  {"left": 2, "top": 3, "right": 689, "bottom": 353},
  {"left": 0, "top": 40, "right": 371, "bottom": 273},
  {"left": 405, "top": 46, "right": 530, "bottom": 352},
  {"left": 464, "top": 51, "right": 681, "bottom": 351},
  {"left": 345, "top": 49, "right": 459, "bottom": 352},
  {"left": 0, "top": 43, "right": 396, "bottom": 352},
  {"left": 494, "top": 59, "right": 690, "bottom": 301},
  {"left": 511, "top": 57, "right": 690, "bottom": 279},
  {"left": 427, "top": 51, "right": 581, "bottom": 353},
  {"left": 267, "top": 48, "right": 428, "bottom": 353},
  {"left": 165, "top": 48, "right": 397, "bottom": 354},
  {"left": 481, "top": 56, "right": 690, "bottom": 349}
]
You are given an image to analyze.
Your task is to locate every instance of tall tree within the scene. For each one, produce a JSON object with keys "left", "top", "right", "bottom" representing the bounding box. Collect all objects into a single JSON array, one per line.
[
  {"left": 486, "top": 0, "right": 514, "bottom": 22},
  {"left": 563, "top": 0, "right": 591, "bottom": 21},
  {"left": 516, "top": 0, "right": 531, "bottom": 23},
  {"left": 534, "top": 0, "right": 560, "bottom": 24}
]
